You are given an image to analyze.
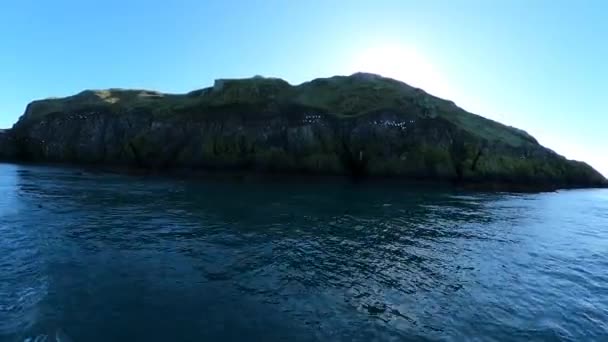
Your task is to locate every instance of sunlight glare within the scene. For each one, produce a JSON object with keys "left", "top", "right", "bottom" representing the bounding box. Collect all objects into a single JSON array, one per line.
[{"left": 349, "top": 45, "right": 455, "bottom": 100}]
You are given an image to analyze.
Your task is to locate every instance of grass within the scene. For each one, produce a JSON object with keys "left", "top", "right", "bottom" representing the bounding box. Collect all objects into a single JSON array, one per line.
[{"left": 18, "top": 73, "right": 538, "bottom": 148}]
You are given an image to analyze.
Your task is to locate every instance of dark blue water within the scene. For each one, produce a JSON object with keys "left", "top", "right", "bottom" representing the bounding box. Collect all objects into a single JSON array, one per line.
[{"left": 0, "top": 163, "right": 607, "bottom": 341}]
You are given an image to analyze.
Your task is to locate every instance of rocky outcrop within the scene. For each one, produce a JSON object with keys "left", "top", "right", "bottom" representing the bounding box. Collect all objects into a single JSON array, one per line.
[
  {"left": 0, "top": 129, "right": 17, "bottom": 160},
  {"left": 3, "top": 73, "right": 607, "bottom": 189}
]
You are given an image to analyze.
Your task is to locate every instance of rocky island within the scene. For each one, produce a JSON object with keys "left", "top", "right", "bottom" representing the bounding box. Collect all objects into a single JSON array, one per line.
[{"left": 0, "top": 73, "right": 606, "bottom": 189}]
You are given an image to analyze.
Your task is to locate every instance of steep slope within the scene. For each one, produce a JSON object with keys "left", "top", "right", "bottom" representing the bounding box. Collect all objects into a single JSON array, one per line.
[{"left": 3, "top": 73, "right": 607, "bottom": 188}]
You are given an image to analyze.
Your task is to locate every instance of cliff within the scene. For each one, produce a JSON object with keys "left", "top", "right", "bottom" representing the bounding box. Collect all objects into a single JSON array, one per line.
[
  {"left": 0, "top": 129, "right": 17, "bottom": 160},
  {"left": 2, "top": 73, "right": 606, "bottom": 188}
]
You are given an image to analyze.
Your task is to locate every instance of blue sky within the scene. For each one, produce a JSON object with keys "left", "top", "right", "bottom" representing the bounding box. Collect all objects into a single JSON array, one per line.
[{"left": 1, "top": 0, "right": 606, "bottom": 176}]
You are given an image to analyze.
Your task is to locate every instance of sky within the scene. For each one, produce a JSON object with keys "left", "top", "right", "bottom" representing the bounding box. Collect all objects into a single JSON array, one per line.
[{"left": 0, "top": 0, "right": 606, "bottom": 176}]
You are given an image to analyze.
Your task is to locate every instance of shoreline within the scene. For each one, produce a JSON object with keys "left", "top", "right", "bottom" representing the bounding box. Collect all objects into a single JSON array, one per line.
[{"left": 2, "top": 159, "right": 605, "bottom": 193}]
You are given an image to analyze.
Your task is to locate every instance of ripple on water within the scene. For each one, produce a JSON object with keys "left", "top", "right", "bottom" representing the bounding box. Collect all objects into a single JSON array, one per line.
[{"left": 1, "top": 164, "right": 608, "bottom": 341}]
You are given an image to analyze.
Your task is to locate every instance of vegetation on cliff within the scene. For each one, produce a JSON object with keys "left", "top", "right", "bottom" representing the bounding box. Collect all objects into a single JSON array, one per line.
[{"left": 3, "top": 73, "right": 606, "bottom": 189}]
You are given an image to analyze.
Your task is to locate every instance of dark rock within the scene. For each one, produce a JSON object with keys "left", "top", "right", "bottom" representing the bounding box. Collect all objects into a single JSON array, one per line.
[
  {"left": 0, "top": 129, "right": 17, "bottom": 160},
  {"left": 2, "top": 73, "right": 606, "bottom": 189}
]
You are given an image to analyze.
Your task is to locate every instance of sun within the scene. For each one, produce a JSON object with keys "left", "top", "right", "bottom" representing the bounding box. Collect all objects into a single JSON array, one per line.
[{"left": 349, "top": 45, "right": 454, "bottom": 99}]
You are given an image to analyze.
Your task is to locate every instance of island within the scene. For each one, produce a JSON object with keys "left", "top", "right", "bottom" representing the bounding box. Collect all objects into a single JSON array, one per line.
[{"left": 0, "top": 73, "right": 606, "bottom": 189}]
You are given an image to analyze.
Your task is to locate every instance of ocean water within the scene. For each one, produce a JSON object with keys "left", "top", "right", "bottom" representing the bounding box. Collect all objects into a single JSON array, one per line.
[{"left": 0, "top": 163, "right": 607, "bottom": 342}]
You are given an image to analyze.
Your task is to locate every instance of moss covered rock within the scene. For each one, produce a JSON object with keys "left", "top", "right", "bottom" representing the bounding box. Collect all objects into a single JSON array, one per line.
[{"left": 4, "top": 73, "right": 607, "bottom": 189}]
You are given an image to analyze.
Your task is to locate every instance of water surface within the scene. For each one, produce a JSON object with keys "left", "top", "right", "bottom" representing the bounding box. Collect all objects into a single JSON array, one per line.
[{"left": 1, "top": 163, "right": 607, "bottom": 341}]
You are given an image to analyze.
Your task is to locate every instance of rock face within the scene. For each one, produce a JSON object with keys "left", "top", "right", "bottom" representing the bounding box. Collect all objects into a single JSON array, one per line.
[
  {"left": 3, "top": 73, "right": 607, "bottom": 188},
  {"left": 0, "top": 129, "right": 17, "bottom": 160}
]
